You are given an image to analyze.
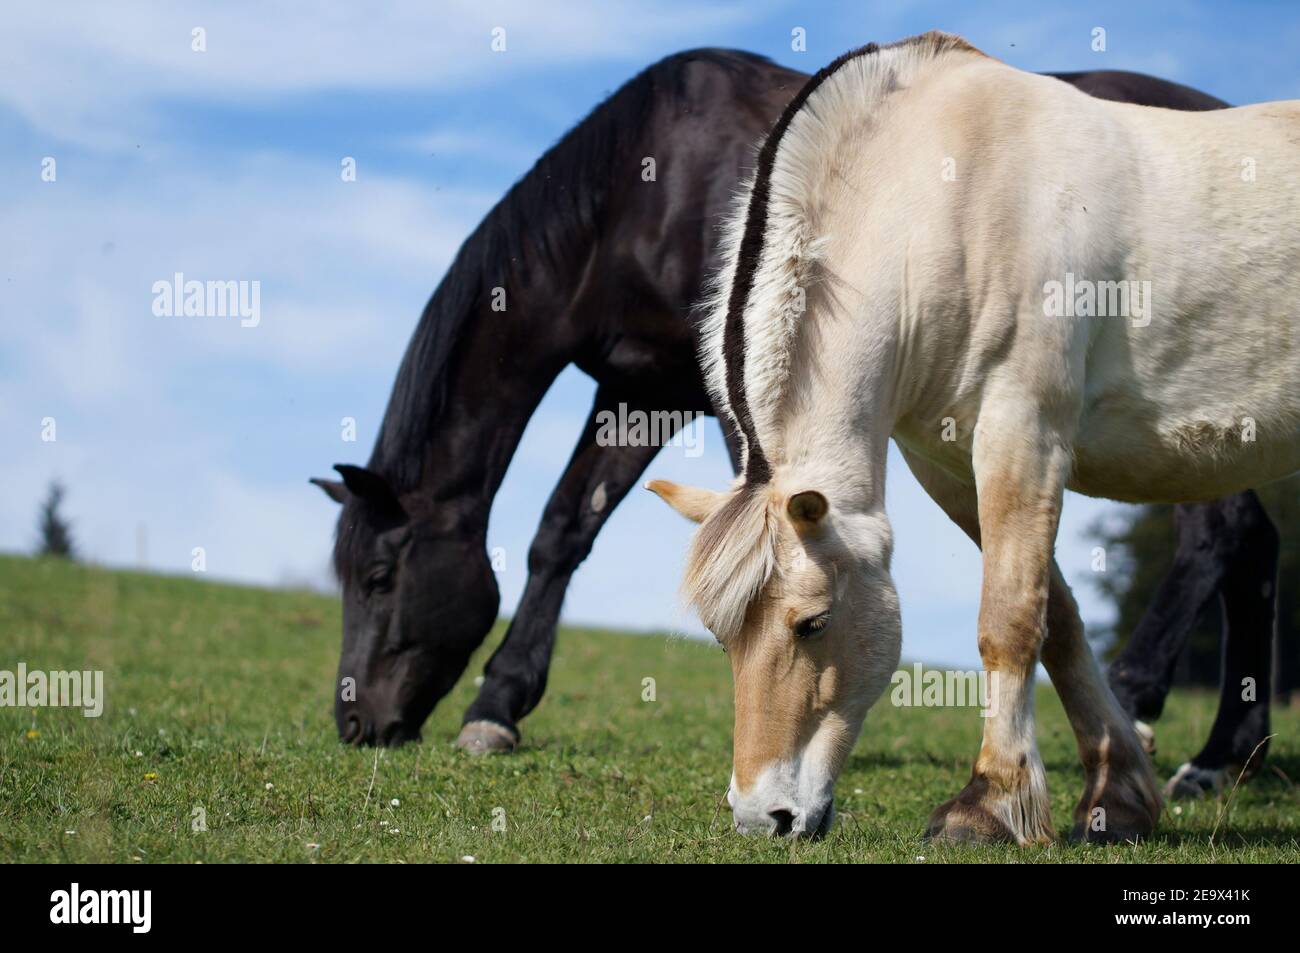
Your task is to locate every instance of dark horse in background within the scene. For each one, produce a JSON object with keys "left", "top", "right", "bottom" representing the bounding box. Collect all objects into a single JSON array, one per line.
[{"left": 312, "top": 48, "right": 1280, "bottom": 794}]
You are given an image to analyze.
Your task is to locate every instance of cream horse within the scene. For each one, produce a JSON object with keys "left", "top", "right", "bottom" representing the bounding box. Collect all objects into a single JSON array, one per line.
[{"left": 649, "top": 32, "right": 1300, "bottom": 843}]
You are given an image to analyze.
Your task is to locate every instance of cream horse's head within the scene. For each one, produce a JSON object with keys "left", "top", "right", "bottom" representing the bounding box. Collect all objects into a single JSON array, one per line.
[{"left": 650, "top": 478, "right": 901, "bottom": 837}]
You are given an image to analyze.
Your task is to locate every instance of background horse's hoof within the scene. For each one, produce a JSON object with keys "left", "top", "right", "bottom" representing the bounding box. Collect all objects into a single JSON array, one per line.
[
  {"left": 1133, "top": 720, "right": 1156, "bottom": 755},
  {"left": 456, "top": 720, "right": 519, "bottom": 755},
  {"left": 1163, "top": 761, "right": 1226, "bottom": 798}
]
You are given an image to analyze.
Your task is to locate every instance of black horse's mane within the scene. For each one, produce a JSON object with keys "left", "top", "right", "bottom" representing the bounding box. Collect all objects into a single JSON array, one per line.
[
  {"left": 334, "top": 49, "right": 779, "bottom": 578},
  {"left": 366, "top": 48, "right": 779, "bottom": 495}
]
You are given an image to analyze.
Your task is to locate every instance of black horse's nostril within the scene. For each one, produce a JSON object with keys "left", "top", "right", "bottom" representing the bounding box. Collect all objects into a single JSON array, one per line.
[
  {"left": 769, "top": 809, "right": 795, "bottom": 836},
  {"left": 341, "top": 713, "right": 362, "bottom": 744}
]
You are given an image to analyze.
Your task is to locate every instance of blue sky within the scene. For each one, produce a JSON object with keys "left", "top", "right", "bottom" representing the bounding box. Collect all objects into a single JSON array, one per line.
[{"left": 4, "top": 1, "right": 1298, "bottom": 668}]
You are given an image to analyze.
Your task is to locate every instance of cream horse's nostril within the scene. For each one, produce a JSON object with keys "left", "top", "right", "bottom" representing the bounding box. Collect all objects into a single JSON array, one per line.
[{"left": 769, "top": 809, "right": 796, "bottom": 835}]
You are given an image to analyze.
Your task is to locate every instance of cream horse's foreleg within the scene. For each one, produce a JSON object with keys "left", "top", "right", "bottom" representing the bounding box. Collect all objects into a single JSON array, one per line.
[
  {"left": 909, "top": 424, "right": 1062, "bottom": 845},
  {"left": 900, "top": 445, "right": 1161, "bottom": 844}
]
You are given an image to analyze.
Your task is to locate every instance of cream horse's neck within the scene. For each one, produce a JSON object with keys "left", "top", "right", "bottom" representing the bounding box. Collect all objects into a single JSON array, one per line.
[{"left": 769, "top": 318, "right": 901, "bottom": 519}]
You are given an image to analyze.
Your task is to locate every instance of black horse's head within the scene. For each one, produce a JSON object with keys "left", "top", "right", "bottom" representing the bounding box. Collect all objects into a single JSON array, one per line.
[{"left": 312, "top": 464, "right": 499, "bottom": 746}]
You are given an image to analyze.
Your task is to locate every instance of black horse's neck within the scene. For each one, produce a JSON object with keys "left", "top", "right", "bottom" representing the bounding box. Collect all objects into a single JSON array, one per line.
[
  {"left": 366, "top": 241, "right": 576, "bottom": 536},
  {"left": 364, "top": 52, "right": 725, "bottom": 534}
]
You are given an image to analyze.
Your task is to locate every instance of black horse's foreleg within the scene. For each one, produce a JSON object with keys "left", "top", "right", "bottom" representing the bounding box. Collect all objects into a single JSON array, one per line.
[
  {"left": 456, "top": 387, "right": 679, "bottom": 752},
  {"left": 1166, "top": 492, "right": 1278, "bottom": 796},
  {"left": 1107, "top": 501, "right": 1230, "bottom": 731}
]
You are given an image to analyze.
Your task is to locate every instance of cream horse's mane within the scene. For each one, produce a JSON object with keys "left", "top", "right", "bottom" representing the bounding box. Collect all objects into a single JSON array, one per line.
[
  {"left": 696, "top": 31, "right": 985, "bottom": 470},
  {"left": 686, "top": 32, "right": 983, "bottom": 640}
]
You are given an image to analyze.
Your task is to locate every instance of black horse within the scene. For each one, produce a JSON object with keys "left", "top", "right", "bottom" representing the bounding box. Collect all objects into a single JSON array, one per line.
[{"left": 313, "top": 48, "right": 1278, "bottom": 792}]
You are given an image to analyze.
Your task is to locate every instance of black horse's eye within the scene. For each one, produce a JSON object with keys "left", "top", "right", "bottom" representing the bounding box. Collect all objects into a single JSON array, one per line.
[
  {"left": 366, "top": 566, "right": 394, "bottom": 593},
  {"left": 794, "top": 612, "right": 831, "bottom": 639}
]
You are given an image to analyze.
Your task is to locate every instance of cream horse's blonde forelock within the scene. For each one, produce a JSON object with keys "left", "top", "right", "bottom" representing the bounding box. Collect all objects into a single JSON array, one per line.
[{"left": 683, "top": 483, "right": 777, "bottom": 642}]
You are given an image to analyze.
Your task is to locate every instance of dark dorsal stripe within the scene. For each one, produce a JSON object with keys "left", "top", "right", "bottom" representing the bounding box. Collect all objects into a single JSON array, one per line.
[{"left": 723, "top": 42, "right": 881, "bottom": 485}]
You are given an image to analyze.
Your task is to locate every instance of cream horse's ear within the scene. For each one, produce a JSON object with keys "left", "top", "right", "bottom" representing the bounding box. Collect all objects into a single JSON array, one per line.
[
  {"left": 645, "top": 480, "right": 725, "bottom": 524},
  {"left": 786, "top": 490, "right": 828, "bottom": 526}
]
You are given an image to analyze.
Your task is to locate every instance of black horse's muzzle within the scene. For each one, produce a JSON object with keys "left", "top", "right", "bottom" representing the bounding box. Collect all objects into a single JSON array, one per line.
[{"left": 339, "top": 711, "right": 423, "bottom": 747}]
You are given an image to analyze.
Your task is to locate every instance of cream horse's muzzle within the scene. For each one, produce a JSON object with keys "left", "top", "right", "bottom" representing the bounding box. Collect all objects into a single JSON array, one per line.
[{"left": 728, "top": 769, "right": 836, "bottom": 838}]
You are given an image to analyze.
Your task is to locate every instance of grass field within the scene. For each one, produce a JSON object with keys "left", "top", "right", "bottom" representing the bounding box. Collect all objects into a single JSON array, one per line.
[{"left": 1, "top": 553, "right": 1297, "bottom": 863}]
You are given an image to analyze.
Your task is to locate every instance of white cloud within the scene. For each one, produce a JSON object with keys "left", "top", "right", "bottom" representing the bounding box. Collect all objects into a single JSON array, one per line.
[
  {"left": 0, "top": 147, "right": 491, "bottom": 577},
  {"left": 0, "top": 411, "right": 335, "bottom": 588},
  {"left": 0, "top": 153, "right": 490, "bottom": 396},
  {"left": 1, "top": 0, "right": 757, "bottom": 150}
]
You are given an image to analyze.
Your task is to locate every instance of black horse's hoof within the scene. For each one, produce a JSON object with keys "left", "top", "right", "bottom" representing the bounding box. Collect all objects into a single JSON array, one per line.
[
  {"left": 1163, "top": 761, "right": 1226, "bottom": 798},
  {"left": 1133, "top": 720, "right": 1156, "bottom": 755},
  {"left": 456, "top": 720, "right": 519, "bottom": 755}
]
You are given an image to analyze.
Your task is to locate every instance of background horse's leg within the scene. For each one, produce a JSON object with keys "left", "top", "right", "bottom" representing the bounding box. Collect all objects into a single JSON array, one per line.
[
  {"left": 1107, "top": 500, "right": 1230, "bottom": 733},
  {"left": 1166, "top": 492, "right": 1278, "bottom": 796},
  {"left": 1107, "top": 492, "right": 1278, "bottom": 795},
  {"left": 456, "top": 387, "right": 679, "bottom": 752}
]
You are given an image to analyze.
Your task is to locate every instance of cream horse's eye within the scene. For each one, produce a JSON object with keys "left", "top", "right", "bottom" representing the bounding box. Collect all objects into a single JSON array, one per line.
[{"left": 793, "top": 611, "right": 831, "bottom": 639}]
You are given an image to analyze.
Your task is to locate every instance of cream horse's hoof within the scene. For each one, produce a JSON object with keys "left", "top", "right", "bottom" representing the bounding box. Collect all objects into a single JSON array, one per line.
[{"left": 456, "top": 720, "right": 519, "bottom": 755}]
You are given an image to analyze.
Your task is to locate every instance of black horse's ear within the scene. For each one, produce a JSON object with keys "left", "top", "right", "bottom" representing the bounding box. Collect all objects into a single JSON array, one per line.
[
  {"left": 333, "top": 464, "right": 405, "bottom": 518},
  {"left": 310, "top": 477, "right": 348, "bottom": 504}
]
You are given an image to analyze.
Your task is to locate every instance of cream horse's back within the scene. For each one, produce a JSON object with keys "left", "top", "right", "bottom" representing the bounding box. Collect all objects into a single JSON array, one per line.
[
  {"left": 1071, "top": 97, "right": 1300, "bottom": 500},
  {"left": 824, "top": 45, "right": 1300, "bottom": 502}
]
